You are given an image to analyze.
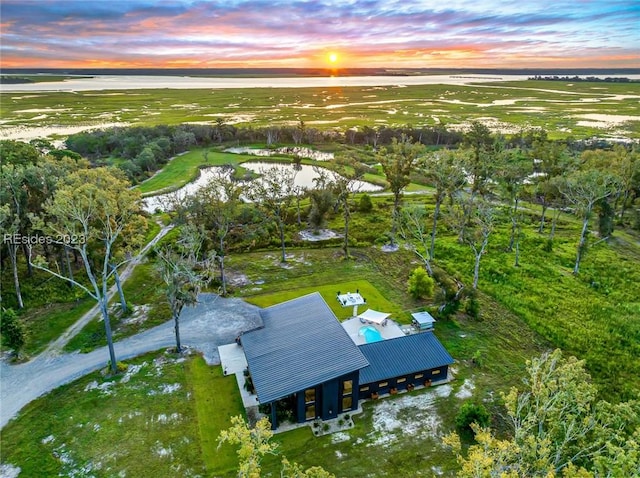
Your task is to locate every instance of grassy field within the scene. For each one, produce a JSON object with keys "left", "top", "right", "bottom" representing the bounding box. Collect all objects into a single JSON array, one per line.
[
  {"left": 2, "top": 81, "right": 638, "bottom": 139},
  {"left": 245, "top": 279, "right": 410, "bottom": 323},
  {"left": 0, "top": 351, "right": 210, "bottom": 477}
]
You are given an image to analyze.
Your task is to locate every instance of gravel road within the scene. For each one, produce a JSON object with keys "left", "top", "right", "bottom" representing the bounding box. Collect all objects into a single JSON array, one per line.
[{"left": 0, "top": 294, "right": 262, "bottom": 429}]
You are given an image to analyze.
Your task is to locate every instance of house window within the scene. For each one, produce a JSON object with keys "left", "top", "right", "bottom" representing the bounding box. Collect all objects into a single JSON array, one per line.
[
  {"left": 305, "top": 404, "right": 315, "bottom": 420},
  {"left": 414, "top": 373, "right": 424, "bottom": 379},
  {"left": 342, "top": 379, "right": 354, "bottom": 412},
  {"left": 432, "top": 369, "right": 441, "bottom": 375},
  {"left": 305, "top": 388, "right": 316, "bottom": 403},
  {"left": 378, "top": 381, "right": 388, "bottom": 387},
  {"left": 359, "top": 386, "right": 369, "bottom": 392},
  {"left": 304, "top": 388, "right": 316, "bottom": 420},
  {"left": 397, "top": 377, "right": 406, "bottom": 383}
]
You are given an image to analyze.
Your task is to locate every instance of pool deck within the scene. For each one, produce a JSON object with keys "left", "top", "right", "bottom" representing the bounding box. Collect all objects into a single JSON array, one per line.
[{"left": 341, "top": 317, "right": 406, "bottom": 346}]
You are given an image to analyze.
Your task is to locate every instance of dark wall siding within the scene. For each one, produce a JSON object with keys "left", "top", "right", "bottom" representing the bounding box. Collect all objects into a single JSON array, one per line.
[
  {"left": 293, "top": 371, "right": 360, "bottom": 424},
  {"left": 358, "top": 365, "right": 449, "bottom": 399}
]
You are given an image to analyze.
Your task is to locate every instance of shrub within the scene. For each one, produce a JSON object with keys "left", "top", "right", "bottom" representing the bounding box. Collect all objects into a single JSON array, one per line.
[
  {"left": 106, "top": 361, "right": 129, "bottom": 373},
  {"left": 0, "top": 308, "right": 25, "bottom": 354},
  {"left": 358, "top": 194, "right": 373, "bottom": 212},
  {"left": 455, "top": 402, "right": 490, "bottom": 432},
  {"left": 464, "top": 291, "right": 480, "bottom": 319},
  {"left": 472, "top": 350, "right": 484, "bottom": 367},
  {"left": 407, "top": 267, "right": 435, "bottom": 299}
]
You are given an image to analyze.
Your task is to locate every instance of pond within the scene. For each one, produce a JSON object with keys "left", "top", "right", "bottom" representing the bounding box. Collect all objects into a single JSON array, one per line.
[
  {"left": 224, "top": 146, "right": 334, "bottom": 161},
  {"left": 142, "top": 162, "right": 383, "bottom": 213},
  {"left": 241, "top": 161, "right": 383, "bottom": 192},
  {"left": 142, "top": 167, "right": 232, "bottom": 213}
]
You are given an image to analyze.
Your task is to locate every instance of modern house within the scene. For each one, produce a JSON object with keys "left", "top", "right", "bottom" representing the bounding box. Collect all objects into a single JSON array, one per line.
[{"left": 240, "top": 292, "right": 454, "bottom": 429}]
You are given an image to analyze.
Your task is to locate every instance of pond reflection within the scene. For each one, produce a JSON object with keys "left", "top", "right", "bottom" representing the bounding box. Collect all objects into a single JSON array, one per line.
[{"left": 142, "top": 163, "right": 382, "bottom": 213}]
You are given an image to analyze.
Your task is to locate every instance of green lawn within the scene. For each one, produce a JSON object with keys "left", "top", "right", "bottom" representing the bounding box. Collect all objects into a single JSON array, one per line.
[
  {"left": 136, "top": 149, "right": 250, "bottom": 195},
  {"left": 246, "top": 279, "right": 411, "bottom": 323},
  {"left": 186, "top": 357, "right": 245, "bottom": 476},
  {"left": 18, "top": 299, "right": 96, "bottom": 356}
]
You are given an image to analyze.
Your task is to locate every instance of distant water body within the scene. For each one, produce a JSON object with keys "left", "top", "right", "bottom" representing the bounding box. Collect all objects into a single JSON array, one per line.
[{"left": 0, "top": 74, "right": 538, "bottom": 92}]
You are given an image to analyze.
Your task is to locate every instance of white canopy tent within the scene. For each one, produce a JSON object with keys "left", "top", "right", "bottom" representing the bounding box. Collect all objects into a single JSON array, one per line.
[{"left": 357, "top": 309, "right": 391, "bottom": 325}]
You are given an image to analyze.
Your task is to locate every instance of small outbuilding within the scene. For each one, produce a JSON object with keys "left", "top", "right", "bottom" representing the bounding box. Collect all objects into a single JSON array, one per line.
[{"left": 411, "top": 311, "right": 436, "bottom": 331}]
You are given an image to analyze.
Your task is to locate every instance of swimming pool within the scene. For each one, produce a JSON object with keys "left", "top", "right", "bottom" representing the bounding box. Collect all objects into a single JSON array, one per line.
[{"left": 359, "top": 325, "right": 383, "bottom": 343}]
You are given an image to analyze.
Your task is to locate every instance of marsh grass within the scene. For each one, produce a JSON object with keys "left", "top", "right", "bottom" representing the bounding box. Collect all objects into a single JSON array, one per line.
[{"left": 2, "top": 81, "right": 638, "bottom": 139}]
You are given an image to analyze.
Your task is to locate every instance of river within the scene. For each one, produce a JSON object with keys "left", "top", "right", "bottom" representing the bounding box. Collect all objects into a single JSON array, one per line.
[{"left": 0, "top": 74, "right": 535, "bottom": 92}]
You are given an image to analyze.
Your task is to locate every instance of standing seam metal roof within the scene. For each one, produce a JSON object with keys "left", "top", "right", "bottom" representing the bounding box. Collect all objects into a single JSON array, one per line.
[
  {"left": 358, "top": 332, "right": 454, "bottom": 384},
  {"left": 241, "top": 292, "right": 370, "bottom": 403}
]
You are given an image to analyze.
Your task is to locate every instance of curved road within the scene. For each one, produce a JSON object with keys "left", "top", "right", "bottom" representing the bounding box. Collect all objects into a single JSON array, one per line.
[{"left": 0, "top": 294, "right": 262, "bottom": 429}]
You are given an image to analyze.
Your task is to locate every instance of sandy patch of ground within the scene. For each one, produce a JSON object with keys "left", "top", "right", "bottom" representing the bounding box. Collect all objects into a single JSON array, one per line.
[
  {"left": 455, "top": 378, "right": 475, "bottom": 399},
  {"left": 325, "top": 99, "right": 415, "bottom": 110},
  {"left": 84, "top": 380, "right": 116, "bottom": 395},
  {"left": 575, "top": 113, "right": 640, "bottom": 128},
  {"left": 0, "top": 464, "right": 21, "bottom": 478},
  {"left": 299, "top": 229, "right": 341, "bottom": 241},
  {"left": 14, "top": 108, "right": 71, "bottom": 113},
  {"left": 368, "top": 384, "right": 452, "bottom": 448},
  {"left": 121, "top": 305, "right": 151, "bottom": 327},
  {"left": 449, "top": 118, "right": 523, "bottom": 135},
  {"left": 200, "top": 113, "right": 257, "bottom": 124}
]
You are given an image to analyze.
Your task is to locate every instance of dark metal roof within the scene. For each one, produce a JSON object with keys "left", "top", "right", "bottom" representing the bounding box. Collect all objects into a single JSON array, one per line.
[
  {"left": 241, "top": 292, "right": 369, "bottom": 403},
  {"left": 358, "top": 332, "right": 454, "bottom": 384}
]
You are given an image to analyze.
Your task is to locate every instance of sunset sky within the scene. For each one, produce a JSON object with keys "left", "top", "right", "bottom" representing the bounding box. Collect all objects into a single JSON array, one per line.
[{"left": 1, "top": 0, "right": 638, "bottom": 69}]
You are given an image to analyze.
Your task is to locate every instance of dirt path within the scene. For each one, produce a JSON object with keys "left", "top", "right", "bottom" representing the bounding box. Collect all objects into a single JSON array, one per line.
[{"left": 41, "top": 222, "right": 174, "bottom": 357}]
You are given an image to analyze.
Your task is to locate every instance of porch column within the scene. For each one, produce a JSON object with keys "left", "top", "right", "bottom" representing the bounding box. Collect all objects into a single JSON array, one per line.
[{"left": 270, "top": 401, "right": 277, "bottom": 430}]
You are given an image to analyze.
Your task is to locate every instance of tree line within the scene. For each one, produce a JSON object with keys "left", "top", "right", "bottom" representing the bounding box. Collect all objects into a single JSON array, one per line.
[{"left": 1, "top": 124, "right": 639, "bottom": 363}]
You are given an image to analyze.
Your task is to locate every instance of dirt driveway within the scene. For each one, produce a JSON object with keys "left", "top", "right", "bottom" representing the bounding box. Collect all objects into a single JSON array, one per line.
[{"left": 0, "top": 294, "right": 262, "bottom": 429}]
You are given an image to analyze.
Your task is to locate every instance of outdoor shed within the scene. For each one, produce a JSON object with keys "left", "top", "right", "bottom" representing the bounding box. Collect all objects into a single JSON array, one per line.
[{"left": 411, "top": 311, "right": 436, "bottom": 331}]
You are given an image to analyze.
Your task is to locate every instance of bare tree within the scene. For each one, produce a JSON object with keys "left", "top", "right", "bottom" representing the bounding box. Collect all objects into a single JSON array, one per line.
[
  {"left": 156, "top": 225, "right": 213, "bottom": 353},
  {"left": 450, "top": 195, "right": 495, "bottom": 289},
  {"left": 399, "top": 205, "right": 433, "bottom": 275},
  {"left": 378, "top": 135, "right": 426, "bottom": 244},
  {"left": 30, "top": 168, "right": 146, "bottom": 374},
  {"left": 495, "top": 148, "right": 533, "bottom": 253},
  {"left": 560, "top": 170, "right": 620, "bottom": 275},
  {"left": 247, "top": 165, "right": 297, "bottom": 263},
  {"left": 326, "top": 160, "right": 366, "bottom": 259},
  {"left": 419, "top": 149, "right": 467, "bottom": 261}
]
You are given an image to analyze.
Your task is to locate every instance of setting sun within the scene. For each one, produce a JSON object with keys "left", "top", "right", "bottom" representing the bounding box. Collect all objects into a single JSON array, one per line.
[{"left": 328, "top": 52, "right": 338, "bottom": 64}]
